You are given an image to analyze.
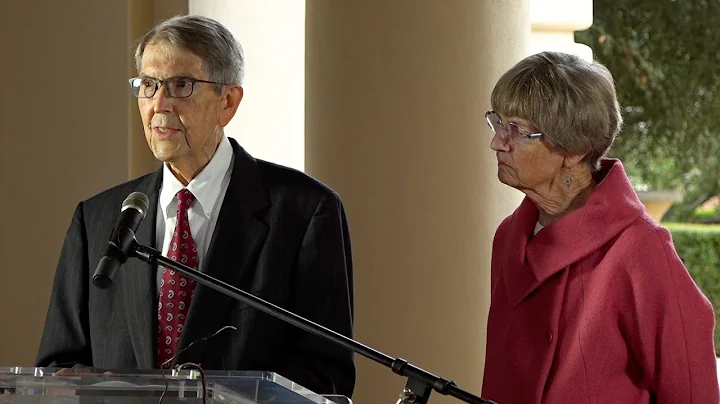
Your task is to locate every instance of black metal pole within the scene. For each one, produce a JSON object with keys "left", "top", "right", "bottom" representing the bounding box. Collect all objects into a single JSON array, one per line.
[{"left": 131, "top": 242, "right": 496, "bottom": 404}]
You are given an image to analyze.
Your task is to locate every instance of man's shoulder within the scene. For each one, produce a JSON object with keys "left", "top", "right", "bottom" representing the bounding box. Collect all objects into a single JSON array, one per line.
[
  {"left": 81, "top": 171, "right": 158, "bottom": 212},
  {"left": 254, "top": 159, "right": 341, "bottom": 204}
]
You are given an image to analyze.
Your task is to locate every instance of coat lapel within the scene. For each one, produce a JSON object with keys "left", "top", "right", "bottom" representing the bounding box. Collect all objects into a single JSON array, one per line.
[
  {"left": 501, "top": 198, "right": 543, "bottom": 307},
  {"left": 175, "top": 139, "right": 269, "bottom": 366},
  {"left": 122, "top": 169, "right": 162, "bottom": 369}
]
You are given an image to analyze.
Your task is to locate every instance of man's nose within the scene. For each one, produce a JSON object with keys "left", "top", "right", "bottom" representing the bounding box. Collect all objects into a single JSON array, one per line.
[{"left": 152, "top": 85, "right": 174, "bottom": 113}]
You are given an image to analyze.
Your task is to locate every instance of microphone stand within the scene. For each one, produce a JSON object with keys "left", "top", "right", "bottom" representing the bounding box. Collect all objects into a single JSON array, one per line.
[{"left": 130, "top": 242, "right": 497, "bottom": 404}]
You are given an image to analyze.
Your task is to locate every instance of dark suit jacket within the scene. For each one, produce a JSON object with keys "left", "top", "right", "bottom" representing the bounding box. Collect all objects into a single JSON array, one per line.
[{"left": 36, "top": 138, "right": 356, "bottom": 397}]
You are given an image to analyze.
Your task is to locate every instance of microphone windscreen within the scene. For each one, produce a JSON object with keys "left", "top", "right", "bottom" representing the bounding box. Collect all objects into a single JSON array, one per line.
[{"left": 121, "top": 192, "right": 150, "bottom": 217}]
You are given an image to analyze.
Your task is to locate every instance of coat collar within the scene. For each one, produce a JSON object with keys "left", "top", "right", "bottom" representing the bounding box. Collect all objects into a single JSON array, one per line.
[{"left": 501, "top": 159, "right": 647, "bottom": 307}]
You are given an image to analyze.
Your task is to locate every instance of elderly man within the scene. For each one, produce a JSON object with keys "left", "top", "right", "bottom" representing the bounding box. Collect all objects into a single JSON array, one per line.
[{"left": 36, "top": 15, "right": 355, "bottom": 397}]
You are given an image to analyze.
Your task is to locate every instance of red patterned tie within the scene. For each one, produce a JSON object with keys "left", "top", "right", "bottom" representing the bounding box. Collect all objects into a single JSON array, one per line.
[{"left": 157, "top": 189, "right": 199, "bottom": 368}]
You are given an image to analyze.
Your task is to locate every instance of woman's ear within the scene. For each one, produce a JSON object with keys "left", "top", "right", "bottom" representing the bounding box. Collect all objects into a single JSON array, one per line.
[{"left": 563, "top": 153, "right": 587, "bottom": 169}]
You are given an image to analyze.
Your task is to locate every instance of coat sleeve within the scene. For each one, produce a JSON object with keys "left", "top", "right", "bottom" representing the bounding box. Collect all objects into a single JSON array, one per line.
[
  {"left": 626, "top": 226, "right": 719, "bottom": 403},
  {"left": 35, "top": 202, "right": 93, "bottom": 368},
  {"left": 278, "top": 192, "right": 356, "bottom": 398}
]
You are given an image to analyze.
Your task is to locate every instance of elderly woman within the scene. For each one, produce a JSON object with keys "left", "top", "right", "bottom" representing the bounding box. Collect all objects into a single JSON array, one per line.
[{"left": 481, "top": 51, "right": 719, "bottom": 403}]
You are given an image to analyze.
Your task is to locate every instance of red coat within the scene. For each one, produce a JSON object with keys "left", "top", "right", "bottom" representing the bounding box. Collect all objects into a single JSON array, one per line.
[{"left": 482, "top": 159, "right": 719, "bottom": 403}]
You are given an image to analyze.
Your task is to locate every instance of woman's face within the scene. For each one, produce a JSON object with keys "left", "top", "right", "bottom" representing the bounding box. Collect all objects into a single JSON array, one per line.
[{"left": 489, "top": 112, "right": 566, "bottom": 193}]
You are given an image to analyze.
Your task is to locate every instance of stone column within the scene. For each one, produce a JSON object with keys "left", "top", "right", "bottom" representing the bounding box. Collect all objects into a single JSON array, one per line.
[
  {"left": 0, "top": 0, "right": 186, "bottom": 367},
  {"left": 305, "top": 1, "right": 528, "bottom": 402},
  {"left": 188, "top": 0, "right": 306, "bottom": 171},
  {"left": 0, "top": 0, "right": 132, "bottom": 366}
]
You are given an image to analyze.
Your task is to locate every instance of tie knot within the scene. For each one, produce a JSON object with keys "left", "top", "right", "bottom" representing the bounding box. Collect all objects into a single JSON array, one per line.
[{"left": 176, "top": 189, "right": 196, "bottom": 211}]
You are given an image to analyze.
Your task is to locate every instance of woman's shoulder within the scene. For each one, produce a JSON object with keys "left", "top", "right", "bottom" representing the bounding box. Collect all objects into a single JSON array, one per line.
[
  {"left": 611, "top": 215, "right": 676, "bottom": 262},
  {"left": 605, "top": 215, "right": 702, "bottom": 297}
]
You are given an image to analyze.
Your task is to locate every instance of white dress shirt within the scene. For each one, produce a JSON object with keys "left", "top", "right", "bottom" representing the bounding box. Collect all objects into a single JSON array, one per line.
[{"left": 155, "top": 135, "right": 234, "bottom": 290}]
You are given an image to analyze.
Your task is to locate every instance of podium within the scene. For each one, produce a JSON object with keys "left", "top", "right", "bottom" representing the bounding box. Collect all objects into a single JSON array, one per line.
[{"left": 0, "top": 367, "right": 351, "bottom": 403}]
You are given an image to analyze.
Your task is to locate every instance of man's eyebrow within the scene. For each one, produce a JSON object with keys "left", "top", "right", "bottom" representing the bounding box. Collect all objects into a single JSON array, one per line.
[{"left": 136, "top": 74, "right": 197, "bottom": 80}]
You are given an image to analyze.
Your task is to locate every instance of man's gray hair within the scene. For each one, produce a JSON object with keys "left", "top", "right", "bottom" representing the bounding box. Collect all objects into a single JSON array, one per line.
[{"left": 134, "top": 15, "right": 245, "bottom": 91}]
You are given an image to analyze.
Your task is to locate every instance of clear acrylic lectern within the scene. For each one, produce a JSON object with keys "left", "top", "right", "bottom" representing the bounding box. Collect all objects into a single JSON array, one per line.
[{"left": 0, "top": 367, "right": 351, "bottom": 404}]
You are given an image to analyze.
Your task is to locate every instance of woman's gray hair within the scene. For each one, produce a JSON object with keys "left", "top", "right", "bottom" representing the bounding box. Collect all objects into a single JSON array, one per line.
[
  {"left": 491, "top": 51, "right": 623, "bottom": 170},
  {"left": 134, "top": 15, "right": 245, "bottom": 92}
]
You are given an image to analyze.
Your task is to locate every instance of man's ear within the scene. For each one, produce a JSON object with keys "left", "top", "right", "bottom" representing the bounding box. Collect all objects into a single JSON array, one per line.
[{"left": 219, "top": 85, "right": 243, "bottom": 127}]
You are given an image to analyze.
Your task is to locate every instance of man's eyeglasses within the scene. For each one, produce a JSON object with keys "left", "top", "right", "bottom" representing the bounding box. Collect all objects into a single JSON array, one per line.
[
  {"left": 129, "top": 76, "right": 227, "bottom": 98},
  {"left": 485, "top": 110, "right": 543, "bottom": 141}
]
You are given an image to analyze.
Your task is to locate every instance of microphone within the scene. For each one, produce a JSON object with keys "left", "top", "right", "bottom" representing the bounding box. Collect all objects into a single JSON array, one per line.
[{"left": 92, "top": 192, "right": 150, "bottom": 289}]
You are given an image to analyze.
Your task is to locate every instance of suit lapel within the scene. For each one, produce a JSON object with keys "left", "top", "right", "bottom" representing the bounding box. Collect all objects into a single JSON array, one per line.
[
  {"left": 122, "top": 169, "right": 162, "bottom": 369},
  {"left": 176, "top": 139, "right": 269, "bottom": 366}
]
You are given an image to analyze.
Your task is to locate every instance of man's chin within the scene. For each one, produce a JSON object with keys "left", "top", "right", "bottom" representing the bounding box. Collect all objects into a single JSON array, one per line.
[
  {"left": 150, "top": 149, "right": 177, "bottom": 164},
  {"left": 149, "top": 140, "right": 181, "bottom": 160}
]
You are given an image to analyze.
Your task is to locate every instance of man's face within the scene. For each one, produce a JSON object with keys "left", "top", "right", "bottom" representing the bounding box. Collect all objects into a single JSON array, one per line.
[{"left": 137, "top": 42, "right": 240, "bottom": 181}]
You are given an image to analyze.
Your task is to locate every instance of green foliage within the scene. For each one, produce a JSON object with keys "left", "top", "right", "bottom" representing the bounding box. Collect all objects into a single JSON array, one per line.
[
  {"left": 692, "top": 207, "right": 720, "bottom": 222},
  {"left": 665, "top": 223, "right": 720, "bottom": 352},
  {"left": 575, "top": 0, "right": 720, "bottom": 221}
]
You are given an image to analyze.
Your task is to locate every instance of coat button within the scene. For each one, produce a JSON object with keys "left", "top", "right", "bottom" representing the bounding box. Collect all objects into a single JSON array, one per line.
[{"left": 547, "top": 331, "right": 553, "bottom": 345}]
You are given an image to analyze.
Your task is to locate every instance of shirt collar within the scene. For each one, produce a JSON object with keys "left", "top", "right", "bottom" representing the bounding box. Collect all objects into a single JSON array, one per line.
[{"left": 159, "top": 135, "right": 234, "bottom": 219}]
